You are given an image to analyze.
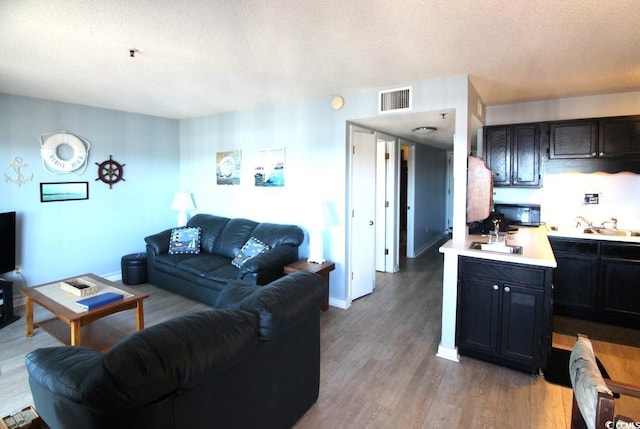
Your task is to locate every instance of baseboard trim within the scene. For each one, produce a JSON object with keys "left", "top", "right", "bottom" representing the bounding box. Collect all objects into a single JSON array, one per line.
[
  {"left": 328, "top": 297, "right": 350, "bottom": 310},
  {"left": 436, "top": 344, "right": 460, "bottom": 362},
  {"left": 413, "top": 233, "right": 450, "bottom": 258}
]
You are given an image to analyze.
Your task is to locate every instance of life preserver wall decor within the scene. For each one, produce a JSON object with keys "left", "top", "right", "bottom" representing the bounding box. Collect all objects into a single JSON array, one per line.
[
  {"left": 95, "top": 155, "right": 125, "bottom": 189},
  {"left": 40, "top": 131, "right": 91, "bottom": 174}
]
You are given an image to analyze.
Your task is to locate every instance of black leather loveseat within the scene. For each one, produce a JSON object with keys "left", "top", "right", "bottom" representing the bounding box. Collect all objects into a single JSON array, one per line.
[
  {"left": 26, "top": 271, "right": 327, "bottom": 429},
  {"left": 144, "top": 214, "right": 304, "bottom": 306}
]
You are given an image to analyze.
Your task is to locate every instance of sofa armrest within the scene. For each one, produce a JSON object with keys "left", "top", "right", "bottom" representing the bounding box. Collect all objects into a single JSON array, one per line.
[
  {"left": 236, "top": 271, "right": 327, "bottom": 340},
  {"left": 239, "top": 244, "right": 297, "bottom": 275},
  {"left": 144, "top": 229, "right": 173, "bottom": 255},
  {"left": 26, "top": 347, "right": 111, "bottom": 403},
  {"left": 215, "top": 281, "right": 261, "bottom": 308}
]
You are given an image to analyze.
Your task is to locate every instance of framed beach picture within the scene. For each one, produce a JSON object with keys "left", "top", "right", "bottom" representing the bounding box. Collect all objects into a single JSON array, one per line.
[
  {"left": 254, "top": 148, "right": 285, "bottom": 187},
  {"left": 216, "top": 150, "right": 241, "bottom": 185},
  {"left": 40, "top": 182, "right": 89, "bottom": 202}
]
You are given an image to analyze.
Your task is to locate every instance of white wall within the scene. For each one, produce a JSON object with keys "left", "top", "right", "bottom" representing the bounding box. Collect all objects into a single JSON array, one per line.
[
  {"left": 0, "top": 94, "right": 180, "bottom": 287},
  {"left": 486, "top": 91, "right": 640, "bottom": 125}
]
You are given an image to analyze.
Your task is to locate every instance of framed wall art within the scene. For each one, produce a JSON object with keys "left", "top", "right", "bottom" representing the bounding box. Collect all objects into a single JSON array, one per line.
[
  {"left": 254, "top": 148, "right": 285, "bottom": 187},
  {"left": 40, "top": 182, "right": 89, "bottom": 202},
  {"left": 216, "top": 150, "right": 241, "bottom": 185}
]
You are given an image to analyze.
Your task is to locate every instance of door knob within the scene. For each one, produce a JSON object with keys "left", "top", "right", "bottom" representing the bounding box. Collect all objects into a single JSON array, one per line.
[{"left": 369, "top": 221, "right": 374, "bottom": 226}]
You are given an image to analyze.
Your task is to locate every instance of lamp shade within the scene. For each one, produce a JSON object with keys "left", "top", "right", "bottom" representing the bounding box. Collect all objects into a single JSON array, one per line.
[
  {"left": 171, "top": 192, "right": 196, "bottom": 211},
  {"left": 171, "top": 192, "right": 196, "bottom": 227}
]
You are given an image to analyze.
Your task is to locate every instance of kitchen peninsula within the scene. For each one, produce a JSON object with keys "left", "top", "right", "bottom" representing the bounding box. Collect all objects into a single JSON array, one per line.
[{"left": 439, "top": 226, "right": 556, "bottom": 373}]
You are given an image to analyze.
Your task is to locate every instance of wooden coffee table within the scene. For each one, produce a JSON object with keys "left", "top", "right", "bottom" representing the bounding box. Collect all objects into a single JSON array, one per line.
[{"left": 22, "top": 273, "right": 148, "bottom": 351}]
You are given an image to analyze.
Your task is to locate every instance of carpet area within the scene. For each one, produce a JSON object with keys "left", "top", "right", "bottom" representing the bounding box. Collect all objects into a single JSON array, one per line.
[{"left": 542, "top": 347, "right": 612, "bottom": 389}]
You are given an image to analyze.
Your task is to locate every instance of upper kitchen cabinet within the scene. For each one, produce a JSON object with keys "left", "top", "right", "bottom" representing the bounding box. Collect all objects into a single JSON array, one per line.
[
  {"left": 599, "top": 116, "right": 640, "bottom": 158},
  {"left": 484, "top": 123, "right": 541, "bottom": 187},
  {"left": 549, "top": 116, "right": 640, "bottom": 159},
  {"left": 549, "top": 119, "right": 598, "bottom": 159},
  {"left": 545, "top": 115, "right": 640, "bottom": 173}
]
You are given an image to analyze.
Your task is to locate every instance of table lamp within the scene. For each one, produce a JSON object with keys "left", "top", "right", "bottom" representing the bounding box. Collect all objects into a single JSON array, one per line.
[{"left": 171, "top": 192, "right": 196, "bottom": 227}]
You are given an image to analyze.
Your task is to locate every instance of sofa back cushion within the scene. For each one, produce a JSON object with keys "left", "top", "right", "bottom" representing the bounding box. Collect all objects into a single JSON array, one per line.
[
  {"left": 213, "top": 218, "right": 258, "bottom": 258},
  {"left": 104, "top": 309, "right": 258, "bottom": 407},
  {"left": 216, "top": 271, "right": 327, "bottom": 340},
  {"left": 250, "top": 222, "right": 304, "bottom": 248},
  {"left": 188, "top": 214, "right": 230, "bottom": 253}
]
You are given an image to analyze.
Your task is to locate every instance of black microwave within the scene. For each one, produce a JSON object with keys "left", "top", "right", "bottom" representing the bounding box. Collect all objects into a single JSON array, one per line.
[{"left": 494, "top": 203, "right": 541, "bottom": 227}]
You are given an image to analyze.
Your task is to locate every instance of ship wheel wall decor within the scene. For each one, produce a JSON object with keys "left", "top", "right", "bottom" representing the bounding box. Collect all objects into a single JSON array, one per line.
[{"left": 95, "top": 155, "right": 126, "bottom": 189}]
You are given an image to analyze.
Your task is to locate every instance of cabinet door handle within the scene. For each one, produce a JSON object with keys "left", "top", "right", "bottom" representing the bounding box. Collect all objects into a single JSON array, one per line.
[
  {"left": 492, "top": 284, "right": 499, "bottom": 290},
  {"left": 504, "top": 286, "right": 511, "bottom": 292}
]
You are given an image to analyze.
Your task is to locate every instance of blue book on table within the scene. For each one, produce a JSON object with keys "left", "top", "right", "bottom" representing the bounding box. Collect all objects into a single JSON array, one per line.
[{"left": 76, "top": 292, "right": 124, "bottom": 310}]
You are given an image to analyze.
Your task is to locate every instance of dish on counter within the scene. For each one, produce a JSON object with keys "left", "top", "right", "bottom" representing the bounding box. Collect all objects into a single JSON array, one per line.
[{"left": 469, "top": 241, "right": 523, "bottom": 255}]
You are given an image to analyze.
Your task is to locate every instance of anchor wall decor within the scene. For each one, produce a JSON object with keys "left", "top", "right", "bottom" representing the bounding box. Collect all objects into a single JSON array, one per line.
[{"left": 4, "top": 156, "right": 33, "bottom": 187}]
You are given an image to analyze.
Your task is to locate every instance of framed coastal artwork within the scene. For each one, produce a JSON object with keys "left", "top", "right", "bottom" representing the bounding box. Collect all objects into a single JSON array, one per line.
[
  {"left": 40, "top": 182, "right": 89, "bottom": 202},
  {"left": 216, "top": 150, "right": 241, "bottom": 185},
  {"left": 254, "top": 148, "right": 285, "bottom": 187}
]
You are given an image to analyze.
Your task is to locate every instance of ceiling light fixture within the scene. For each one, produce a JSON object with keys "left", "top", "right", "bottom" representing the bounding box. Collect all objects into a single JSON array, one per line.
[{"left": 412, "top": 126, "right": 437, "bottom": 135}]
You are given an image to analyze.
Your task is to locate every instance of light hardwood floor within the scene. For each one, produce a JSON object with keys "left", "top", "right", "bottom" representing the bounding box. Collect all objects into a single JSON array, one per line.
[{"left": 1, "top": 249, "right": 639, "bottom": 428}]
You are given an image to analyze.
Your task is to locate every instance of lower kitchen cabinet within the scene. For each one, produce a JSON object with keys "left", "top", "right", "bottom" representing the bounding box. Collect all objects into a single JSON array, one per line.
[
  {"left": 548, "top": 238, "right": 598, "bottom": 313},
  {"left": 549, "top": 237, "right": 640, "bottom": 327},
  {"left": 599, "top": 242, "right": 640, "bottom": 321},
  {"left": 457, "top": 256, "right": 553, "bottom": 374}
]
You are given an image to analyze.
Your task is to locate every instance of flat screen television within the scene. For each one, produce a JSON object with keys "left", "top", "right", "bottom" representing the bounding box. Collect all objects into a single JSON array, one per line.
[{"left": 0, "top": 211, "right": 16, "bottom": 275}]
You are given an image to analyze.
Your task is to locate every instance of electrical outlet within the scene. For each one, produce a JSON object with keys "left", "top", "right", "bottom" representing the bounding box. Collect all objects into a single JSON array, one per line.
[
  {"left": 14, "top": 265, "right": 21, "bottom": 274},
  {"left": 584, "top": 193, "right": 599, "bottom": 205}
]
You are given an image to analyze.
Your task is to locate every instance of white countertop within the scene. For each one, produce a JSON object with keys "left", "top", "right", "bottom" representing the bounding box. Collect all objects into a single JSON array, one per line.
[
  {"left": 545, "top": 226, "right": 640, "bottom": 244},
  {"left": 440, "top": 224, "right": 640, "bottom": 269},
  {"left": 439, "top": 226, "right": 557, "bottom": 268}
]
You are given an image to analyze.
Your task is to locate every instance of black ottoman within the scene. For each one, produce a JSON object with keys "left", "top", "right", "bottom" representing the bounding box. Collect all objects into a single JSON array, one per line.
[{"left": 121, "top": 253, "right": 148, "bottom": 285}]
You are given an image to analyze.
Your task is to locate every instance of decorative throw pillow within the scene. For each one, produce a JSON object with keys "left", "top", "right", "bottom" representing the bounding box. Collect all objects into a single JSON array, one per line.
[
  {"left": 168, "top": 227, "right": 202, "bottom": 254},
  {"left": 231, "top": 237, "right": 271, "bottom": 268}
]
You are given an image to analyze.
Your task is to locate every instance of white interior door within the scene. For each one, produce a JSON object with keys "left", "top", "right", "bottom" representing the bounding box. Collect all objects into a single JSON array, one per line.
[
  {"left": 374, "top": 135, "right": 398, "bottom": 273},
  {"left": 350, "top": 129, "right": 376, "bottom": 300},
  {"left": 384, "top": 138, "right": 399, "bottom": 272},
  {"left": 375, "top": 139, "right": 386, "bottom": 272}
]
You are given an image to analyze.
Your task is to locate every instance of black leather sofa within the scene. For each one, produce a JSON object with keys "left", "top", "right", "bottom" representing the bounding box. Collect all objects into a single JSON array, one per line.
[
  {"left": 144, "top": 214, "right": 304, "bottom": 306},
  {"left": 25, "top": 271, "right": 327, "bottom": 429}
]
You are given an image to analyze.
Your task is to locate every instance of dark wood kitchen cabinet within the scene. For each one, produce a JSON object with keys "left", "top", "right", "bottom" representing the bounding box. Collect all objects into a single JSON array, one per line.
[
  {"left": 484, "top": 123, "right": 541, "bottom": 187},
  {"left": 599, "top": 242, "right": 640, "bottom": 320},
  {"left": 549, "top": 116, "right": 640, "bottom": 159},
  {"left": 549, "top": 119, "right": 598, "bottom": 159},
  {"left": 549, "top": 237, "right": 640, "bottom": 327},
  {"left": 457, "top": 256, "right": 552, "bottom": 374},
  {"left": 599, "top": 116, "right": 640, "bottom": 158},
  {"left": 548, "top": 238, "right": 598, "bottom": 313}
]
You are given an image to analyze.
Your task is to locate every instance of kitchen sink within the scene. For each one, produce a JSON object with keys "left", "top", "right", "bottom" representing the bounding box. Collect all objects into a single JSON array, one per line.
[
  {"left": 582, "top": 228, "right": 640, "bottom": 237},
  {"left": 469, "top": 241, "right": 523, "bottom": 254}
]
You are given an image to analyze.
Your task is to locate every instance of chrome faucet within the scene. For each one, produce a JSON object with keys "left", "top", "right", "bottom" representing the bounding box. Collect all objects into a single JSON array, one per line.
[
  {"left": 600, "top": 218, "right": 618, "bottom": 229},
  {"left": 576, "top": 216, "right": 592, "bottom": 228},
  {"left": 488, "top": 218, "right": 501, "bottom": 243}
]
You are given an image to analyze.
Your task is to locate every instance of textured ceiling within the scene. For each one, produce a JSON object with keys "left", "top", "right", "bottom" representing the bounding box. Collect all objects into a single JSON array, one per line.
[{"left": 1, "top": 0, "right": 639, "bottom": 146}]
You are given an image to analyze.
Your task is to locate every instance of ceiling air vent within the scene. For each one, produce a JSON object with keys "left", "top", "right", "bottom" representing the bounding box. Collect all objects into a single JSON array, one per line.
[{"left": 378, "top": 86, "right": 412, "bottom": 114}]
